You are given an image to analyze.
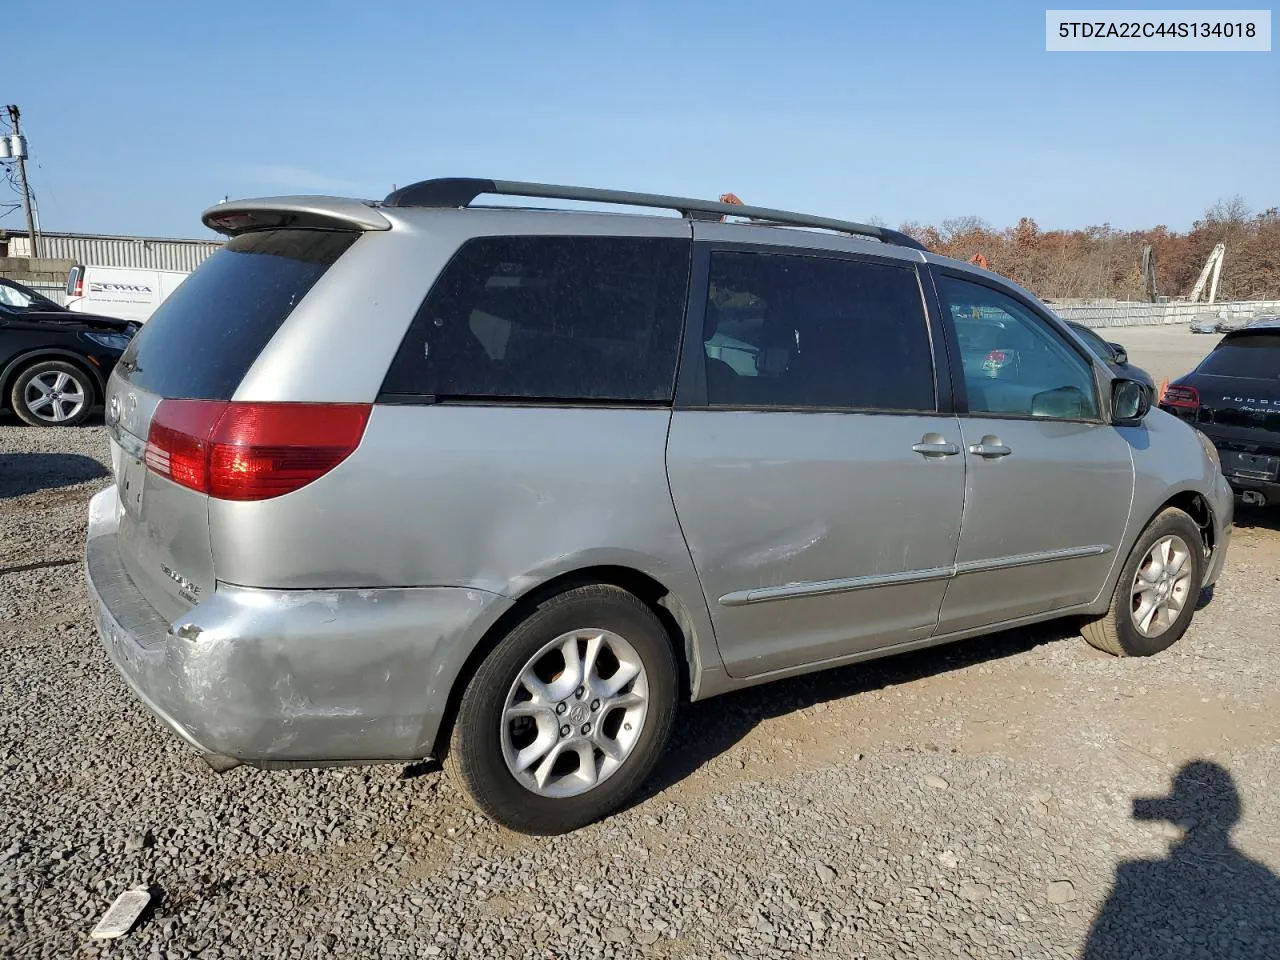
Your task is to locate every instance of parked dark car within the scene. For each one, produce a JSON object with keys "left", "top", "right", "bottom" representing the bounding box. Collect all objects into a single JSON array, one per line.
[
  {"left": 0, "top": 277, "right": 138, "bottom": 426},
  {"left": 1066, "top": 321, "right": 1155, "bottom": 394},
  {"left": 1160, "top": 320, "right": 1280, "bottom": 506}
]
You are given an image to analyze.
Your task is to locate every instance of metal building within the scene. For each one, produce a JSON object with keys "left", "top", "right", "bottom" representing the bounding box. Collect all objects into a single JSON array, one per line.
[{"left": 0, "top": 229, "right": 223, "bottom": 272}]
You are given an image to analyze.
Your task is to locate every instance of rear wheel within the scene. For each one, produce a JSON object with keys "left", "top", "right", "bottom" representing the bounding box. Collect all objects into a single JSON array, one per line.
[
  {"left": 10, "top": 360, "right": 94, "bottom": 427},
  {"left": 1081, "top": 508, "right": 1204, "bottom": 657},
  {"left": 445, "top": 584, "right": 678, "bottom": 834}
]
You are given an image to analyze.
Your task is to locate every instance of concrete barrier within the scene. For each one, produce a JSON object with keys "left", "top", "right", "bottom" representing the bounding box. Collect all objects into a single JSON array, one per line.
[
  {"left": 0, "top": 257, "right": 76, "bottom": 307},
  {"left": 0, "top": 256, "right": 76, "bottom": 286},
  {"left": 1046, "top": 299, "right": 1280, "bottom": 329}
]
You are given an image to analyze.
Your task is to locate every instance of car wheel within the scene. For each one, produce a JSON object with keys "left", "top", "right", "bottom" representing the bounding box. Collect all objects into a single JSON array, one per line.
[
  {"left": 1081, "top": 508, "right": 1205, "bottom": 657},
  {"left": 445, "top": 584, "right": 679, "bottom": 834},
  {"left": 10, "top": 360, "right": 94, "bottom": 427}
]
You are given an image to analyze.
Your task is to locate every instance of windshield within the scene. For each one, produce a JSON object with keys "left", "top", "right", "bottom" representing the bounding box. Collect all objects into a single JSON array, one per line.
[{"left": 1070, "top": 323, "right": 1113, "bottom": 362}]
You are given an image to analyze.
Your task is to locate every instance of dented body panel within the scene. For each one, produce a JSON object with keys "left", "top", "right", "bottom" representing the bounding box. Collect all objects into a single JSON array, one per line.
[{"left": 88, "top": 485, "right": 513, "bottom": 761}]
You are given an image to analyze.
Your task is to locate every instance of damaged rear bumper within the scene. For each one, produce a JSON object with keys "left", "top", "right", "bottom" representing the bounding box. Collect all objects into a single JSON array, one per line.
[{"left": 85, "top": 486, "right": 512, "bottom": 766}]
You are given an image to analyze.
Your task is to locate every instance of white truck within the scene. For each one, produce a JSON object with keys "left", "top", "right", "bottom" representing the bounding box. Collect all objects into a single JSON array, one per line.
[{"left": 65, "top": 264, "right": 189, "bottom": 324}]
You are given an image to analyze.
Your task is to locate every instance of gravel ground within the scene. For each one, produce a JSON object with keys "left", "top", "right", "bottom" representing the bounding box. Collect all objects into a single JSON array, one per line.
[{"left": 3, "top": 413, "right": 1280, "bottom": 960}]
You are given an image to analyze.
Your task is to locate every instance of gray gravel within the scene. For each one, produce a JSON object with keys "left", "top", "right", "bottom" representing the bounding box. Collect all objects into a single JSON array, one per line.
[{"left": 3, "top": 416, "right": 1280, "bottom": 959}]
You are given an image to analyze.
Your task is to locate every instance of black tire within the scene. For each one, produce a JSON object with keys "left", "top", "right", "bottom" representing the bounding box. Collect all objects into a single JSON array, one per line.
[
  {"left": 1081, "top": 508, "right": 1205, "bottom": 657},
  {"left": 9, "top": 360, "right": 95, "bottom": 427},
  {"left": 445, "top": 584, "right": 679, "bottom": 835}
]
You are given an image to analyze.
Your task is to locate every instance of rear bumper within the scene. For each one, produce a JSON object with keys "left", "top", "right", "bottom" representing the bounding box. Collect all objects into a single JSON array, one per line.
[
  {"left": 85, "top": 485, "right": 513, "bottom": 764},
  {"left": 1226, "top": 476, "right": 1280, "bottom": 505}
]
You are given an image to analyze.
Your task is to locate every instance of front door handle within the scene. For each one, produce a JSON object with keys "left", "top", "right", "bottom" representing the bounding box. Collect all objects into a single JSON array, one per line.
[
  {"left": 912, "top": 440, "right": 961, "bottom": 458},
  {"left": 968, "top": 436, "right": 1012, "bottom": 458}
]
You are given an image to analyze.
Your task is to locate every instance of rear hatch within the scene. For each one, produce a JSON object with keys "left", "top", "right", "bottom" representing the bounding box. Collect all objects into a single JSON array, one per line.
[
  {"left": 1192, "top": 374, "right": 1280, "bottom": 438},
  {"left": 104, "top": 229, "right": 360, "bottom": 622}
]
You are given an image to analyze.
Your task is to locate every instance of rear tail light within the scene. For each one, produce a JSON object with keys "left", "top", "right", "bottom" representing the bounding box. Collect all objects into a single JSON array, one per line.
[
  {"left": 145, "top": 400, "right": 370, "bottom": 501},
  {"left": 70, "top": 270, "right": 83, "bottom": 299},
  {"left": 144, "top": 400, "right": 226, "bottom": 492},
  {"left": 1161, "top": 385, "right": 1201, "bottom": 410}
]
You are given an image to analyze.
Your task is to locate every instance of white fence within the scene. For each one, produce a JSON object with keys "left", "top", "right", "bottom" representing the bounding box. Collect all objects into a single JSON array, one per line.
[
  {"left": 1047, "top": 299, "right": 1280, "bottom": 329},
  {"left": 24, "top": 281, "right": 68, "bottom": 306},
  {"left": 7, "top": 233, "right": 221, "bottom": 273}
]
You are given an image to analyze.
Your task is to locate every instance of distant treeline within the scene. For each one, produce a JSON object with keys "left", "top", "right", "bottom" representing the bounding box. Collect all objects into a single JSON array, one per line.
[{"left": 897, "top": 197, "right": 1279, "bottom": 302}]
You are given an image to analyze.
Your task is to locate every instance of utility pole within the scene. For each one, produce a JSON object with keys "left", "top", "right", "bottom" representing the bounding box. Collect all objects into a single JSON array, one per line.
[{"left": 5, "top": 104, "right": 40, "bottom": 259}]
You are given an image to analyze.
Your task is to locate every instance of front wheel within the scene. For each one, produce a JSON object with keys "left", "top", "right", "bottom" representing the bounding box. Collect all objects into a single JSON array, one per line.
[
  {"left": 10, "top": 360, "right": 94, "bottom": 427},
  {"left": 1081, "top": 508, "right": 1205, "bottom": 657},
  {"left": 445, "top": 584, "right": 679, "bottom": 834}
]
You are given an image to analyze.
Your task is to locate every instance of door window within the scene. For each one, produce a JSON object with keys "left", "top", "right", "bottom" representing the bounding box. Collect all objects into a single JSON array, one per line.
[
  {"left": 938, "top": 275, "right": 1099, "bottom": 420},
  {"left": 702, "top": 251, "right": 936, "bottom": 412}
]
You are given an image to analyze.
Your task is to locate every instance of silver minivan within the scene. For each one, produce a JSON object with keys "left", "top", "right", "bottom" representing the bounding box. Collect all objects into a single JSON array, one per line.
[{"left": 86, "top": 179, "right": 1233, "bottom": 834}]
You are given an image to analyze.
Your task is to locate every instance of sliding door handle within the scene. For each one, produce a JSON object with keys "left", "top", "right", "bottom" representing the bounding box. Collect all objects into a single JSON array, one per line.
[
  {"left": 968, "top": 438, "right": 1012, "bottom": 458},
  {"left": 912, "top": 441, "right": 961, "bottom": 458}
]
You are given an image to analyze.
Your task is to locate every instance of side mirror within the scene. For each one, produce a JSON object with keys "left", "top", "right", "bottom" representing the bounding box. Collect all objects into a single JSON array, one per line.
[
  {"left": 1107, "top": 343, "right": 1128, "bottom": 365},
  {"left": 1112, "top": 378, "right": 1150, "bottom": 425}
]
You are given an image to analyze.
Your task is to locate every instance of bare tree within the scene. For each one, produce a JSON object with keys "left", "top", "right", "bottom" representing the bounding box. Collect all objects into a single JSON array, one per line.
[
  {"left": 908, "top": 201, "right": 1279, "bottom": 301},
  {"left": 1203, "top": 195, "right": 1250, "bottom": 226},
  {"left": 940, "top": 215, "right": 988, "bottom": 242}
]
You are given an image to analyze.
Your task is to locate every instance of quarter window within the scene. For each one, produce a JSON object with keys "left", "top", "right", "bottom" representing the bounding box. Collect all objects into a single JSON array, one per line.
[
  {"left": 702, "top": 251, "right": 936, "bottom": 412},
  {"left": 938, "top": 276, "right": 1099, "bottom": 420},
  {"left": 381, "top": 236, "right": 690, "bottom": 403}
]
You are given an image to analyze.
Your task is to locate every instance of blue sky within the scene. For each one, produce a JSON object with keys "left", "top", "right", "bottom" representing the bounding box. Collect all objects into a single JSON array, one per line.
[{"left": 3, "top": 1, "right": 1276, "bottom": 239}]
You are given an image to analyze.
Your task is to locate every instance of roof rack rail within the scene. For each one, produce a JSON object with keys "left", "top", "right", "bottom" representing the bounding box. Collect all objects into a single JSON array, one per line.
[{"left": 381, "top": 178, "right": 926, "bottom": 252}]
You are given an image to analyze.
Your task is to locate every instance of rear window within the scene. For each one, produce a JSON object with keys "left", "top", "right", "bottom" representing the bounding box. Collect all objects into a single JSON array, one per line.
[
  {"left": 116, "top": 230, "right": 358, "bottom": 399},
  {"left": 380, "top": 235, "right": 690, "bottom": 403},
  {"left": 1199, "top": 335, "right": 1280, "bottom": 379}
]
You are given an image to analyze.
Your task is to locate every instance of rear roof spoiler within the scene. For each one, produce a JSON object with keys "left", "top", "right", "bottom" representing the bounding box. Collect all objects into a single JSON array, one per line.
[
  {"left": 202, "top": 196, "right": 391, "bottom": 237},
  {"left": 1223, "top": 324, "right": 1280, "bottom": 338}
]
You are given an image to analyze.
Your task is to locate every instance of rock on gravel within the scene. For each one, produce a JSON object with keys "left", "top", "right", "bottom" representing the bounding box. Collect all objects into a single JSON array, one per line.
[{"left": 1047, "top": 879, "right": 1077, "bottom": 904}]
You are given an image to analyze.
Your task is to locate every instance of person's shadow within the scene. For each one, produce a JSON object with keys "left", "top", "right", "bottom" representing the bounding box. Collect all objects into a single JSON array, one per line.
[{"left": 1084, "top": 761, "right": 1280, "bottom": 959}]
